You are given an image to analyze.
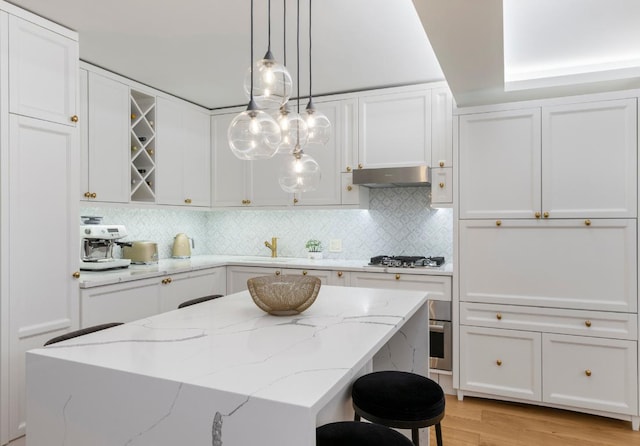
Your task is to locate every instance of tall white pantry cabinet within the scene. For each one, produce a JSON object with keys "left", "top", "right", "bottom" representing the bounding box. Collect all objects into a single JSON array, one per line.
[
  {"left": 0, "top": 2, "right": 80, "bottom": 445},
  {"left": 456, "top": 93, "right": 640, "bottom": 428}
]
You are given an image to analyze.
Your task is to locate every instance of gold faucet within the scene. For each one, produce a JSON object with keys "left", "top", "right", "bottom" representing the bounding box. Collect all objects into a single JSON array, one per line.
[{"left": 264, "top": 237, "right": 278, "bottom": 258}]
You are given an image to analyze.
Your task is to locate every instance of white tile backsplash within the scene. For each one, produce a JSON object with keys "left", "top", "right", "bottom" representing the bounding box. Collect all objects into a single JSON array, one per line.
[{"left": 82, "top": 187, "right": 452, "bottom": 261}]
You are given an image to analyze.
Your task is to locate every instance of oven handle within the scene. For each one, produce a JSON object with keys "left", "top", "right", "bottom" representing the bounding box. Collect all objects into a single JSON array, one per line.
[{"left": 429, "top": 324, "right": 445, "bottom": 333}]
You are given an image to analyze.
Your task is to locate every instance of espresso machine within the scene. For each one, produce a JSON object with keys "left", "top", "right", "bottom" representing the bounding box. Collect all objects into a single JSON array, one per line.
[{"left": 80, "top": 221, "right": 132, "bottom": 271}]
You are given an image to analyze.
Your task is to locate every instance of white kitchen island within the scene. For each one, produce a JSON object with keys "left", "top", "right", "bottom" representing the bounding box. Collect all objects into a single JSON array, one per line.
[{"left": 25, "top": 286, "right": 429, "bottom": 446}]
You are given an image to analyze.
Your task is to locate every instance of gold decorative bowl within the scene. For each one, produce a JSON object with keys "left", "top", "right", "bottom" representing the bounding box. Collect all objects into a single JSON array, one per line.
[{"left": 247, "top": 274, "right": 321, "bottom": 315}]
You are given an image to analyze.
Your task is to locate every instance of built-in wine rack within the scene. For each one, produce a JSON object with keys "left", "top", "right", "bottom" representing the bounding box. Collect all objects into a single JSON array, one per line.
[{"left": 130, "top": 89, "right": 156, "bottom": 202}]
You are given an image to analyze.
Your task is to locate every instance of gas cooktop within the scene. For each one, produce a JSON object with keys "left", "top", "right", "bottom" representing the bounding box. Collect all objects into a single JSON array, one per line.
[{"left": 368, "top": 255, "right": 445, "bottom": 268}]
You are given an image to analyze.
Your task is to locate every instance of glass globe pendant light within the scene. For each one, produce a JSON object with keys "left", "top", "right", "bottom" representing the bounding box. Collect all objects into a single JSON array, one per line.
[
  {"left": 303, "top": 0, "right": 331, "bottom": 146},
  {"left": 279, "top": 146, "right": 321, "bottom": 193},
  {"left": 243, "top": 0, "right": 292, "bottom": 109},
  {"left": 275, "top": 104, "right": 308, "bottom": 154},
  {"left": 228, "top": 0, "right": 281, "bottom": 160}
]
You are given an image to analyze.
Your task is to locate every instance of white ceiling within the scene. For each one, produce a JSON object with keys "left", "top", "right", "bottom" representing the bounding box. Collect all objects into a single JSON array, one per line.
[
  {"left": 7, "top": 0, "right": 445, "bottom": 109},
  {"left": 415, "top": 0, "right": 640, "bottom": 107}
]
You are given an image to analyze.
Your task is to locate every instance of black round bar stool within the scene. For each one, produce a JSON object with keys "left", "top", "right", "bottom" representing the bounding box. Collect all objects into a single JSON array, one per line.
[
  {"left": 316, "top": 421, "right": 414, "bottom": 446},
  {"left": 351, "top": 371, "right": 445, "bottom": 446}
]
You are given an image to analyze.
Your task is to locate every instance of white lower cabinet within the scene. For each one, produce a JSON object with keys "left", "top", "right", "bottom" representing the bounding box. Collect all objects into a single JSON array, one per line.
[
  {"left": 459, "top": 326, "right": 541, "bottom": 401},
  {"left": 226, "top": 266, "right": 283, "bottom": 294},
  {"left": 350, "top": 271, "right": 451, "bottom": 300},
  {"left": 80, "top": 268, "right": 226, "bottom": 327},
  {"left": 542, "top": 334, "right": 638, "bottom": 415}
]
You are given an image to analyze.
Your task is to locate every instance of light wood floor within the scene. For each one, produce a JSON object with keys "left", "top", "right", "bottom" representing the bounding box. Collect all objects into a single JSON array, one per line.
[{"left": 428, "top": 395, "right": 640, "bottom": 446}]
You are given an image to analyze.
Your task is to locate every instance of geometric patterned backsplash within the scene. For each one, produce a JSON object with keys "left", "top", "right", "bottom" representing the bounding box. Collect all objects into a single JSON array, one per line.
[{"left": 81, "top": 187, "right": 453, "bottom": 262}]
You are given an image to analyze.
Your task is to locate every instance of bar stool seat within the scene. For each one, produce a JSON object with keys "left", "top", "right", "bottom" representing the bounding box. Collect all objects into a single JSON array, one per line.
[
  {"left": 316, "top": 421, "right": 413, "bottom": 446},
  {"left": 352, "top": 371, "right": 445, "bottom": 446}
]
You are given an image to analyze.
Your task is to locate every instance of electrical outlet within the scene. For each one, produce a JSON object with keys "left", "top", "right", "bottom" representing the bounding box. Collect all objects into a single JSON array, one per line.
[{"left": 329, "top": 239, "right": 342, "bottom": 252}]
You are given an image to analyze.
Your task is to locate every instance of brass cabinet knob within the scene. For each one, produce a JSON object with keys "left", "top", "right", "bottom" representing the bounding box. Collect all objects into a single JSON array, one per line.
[
  {"left": 496, "top": 220, "right": 502, "bottom": 226},
  {"left": 241, "top": 200, "right": 246, "bottom": 204},
  {"left": 543, "top": 211, "right": 549, "bottom": 218},
  {"left": 347, "top": 185, "right": 353, "bottom": 191},
  {"left": 439, "top": 161, "right": 445, "bottom": 167},
  {"left": 131, "top": 146, "right": 138, "bottom": 152},
  {"left": 184, "top": 198, "right": 192, "bottom": 204},
  {"left": 131, "top": 113, "right": 137, "bottom": 120},
  {"left": 84, "top": 192, "right": 91, "bottom": 198},
  {"left": 439, "top": 182, "right": 445, "bottom": 188},
  {"left": 358, "top": 163, "right": 363, "bottom": 169},
  {"left": 90, "top": 193, "right": 96, "bottom": 199},
  {"left": 275, "top": 270, "right": 281, "bottom": 276},
  {"left": 337, "top": 271, "right": 343, "bottom": 278},
  {"left": 246, "top": 199, "right": 251, "bottom": 205},
  {"left": 585, "top": 320, "right": 592, "bottom": 327},
  {"left": 535, "top": 211, "right": 541, "bottom": 219},
  {"left": 496, "top": 359, "right": 503, "bottom": 366},
  {"left": 293, "top": 198, "right": 299, "bottom": 204},
  {"left": 496, "top": 313, "right": 502, "bottom": 320},
  {"left": 161, "top": 279, "right": 166, "bottom": 284},
  {"left": 585, "top": 219, "right": 591, "bottom": 226},
  {"left": 70, "top": 115, "right": 79, "bottom": 123},
  {"left": 72, "top": 271, "right": 80, "bottom": 279},
  {"left": 302, "top": 270, "right": 308, "bottom": 275},
  {"left": 167, "top": 277, "right": 172, "bottom": 283},
  {"left": 395, "top": 274, "right": 401, "bottom": 280},
  {"left": 147, "top": 149, "right": 154, "bottom": 156},
  {"left": 585, "top": 369, "right": 592, "bottom": 377},
  {"left": 346, "top": 166, "right": 352, "bottom": 172}
]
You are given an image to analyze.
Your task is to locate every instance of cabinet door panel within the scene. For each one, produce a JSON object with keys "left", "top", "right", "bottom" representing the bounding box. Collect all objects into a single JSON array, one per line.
[
  {"left": 459, "top": 219, "right": 637, "bottom": 312},
  {"left": 81, "top": 279, "right": 159, "bottom": 327},
  {"left": 350, "top": 272, "right": 451, "bottom": 301},
  {"left": 542, "top": 98, "right": 637, "bottom": 218},
  {"left": 359, "top": 90, "right": 431, "bottom": 168},
  {"left": 8, "top": 15, "right": 77, "bottom": 125},
  {"left": 226, "top": 266, "right": 282, "bottom": 294},
  {"left": 182, "top": 107, "right": 211, "bottom": 206},
  {"left": 430, "top": 167, "right": 452, "bottom": 204},
  {"left": 542, "top": 334, "right": 638, "bottom": 415},
  {"left": 460, "top": 326, "right": 541, "bottom": 401},
  {"left": 431, "top": 87, "right": 453, "bottom": 167},
  {"left": 459, "top": 109, "right": 541, "bottom": 219},
  {"left": 8, "top": 115, "right": 79, "bottom": 439},
  {"left": 211, "top": 113, "right": 249, "bottom": 207},
  {"left": 155, "top": 97, "right": 185, "bottom": 205},
  {"left": 159, "top": 268, "right": 226, "bottom": 312},
  {"left": 87, "top": 72, "right": 130, "bottom": 202}
]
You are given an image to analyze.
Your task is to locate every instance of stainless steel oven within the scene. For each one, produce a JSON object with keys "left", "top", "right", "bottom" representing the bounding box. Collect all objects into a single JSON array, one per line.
[{"left": 429, "top": 300, "right": 452, "bottom": 372}]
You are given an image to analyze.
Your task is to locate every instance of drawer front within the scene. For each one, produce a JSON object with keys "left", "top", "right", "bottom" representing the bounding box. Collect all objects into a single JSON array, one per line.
[
  {"left": 350, "top": 272, "right": 451, "bottom": 301},
  {"left": 542, "top": 334, "right": 638, "bottom": 415},
  {"left": 460, "top": 302, "right": 638, "bottom": 340},
  {"left": 460, "top": 326, "right": 541, "bottom": 401}
]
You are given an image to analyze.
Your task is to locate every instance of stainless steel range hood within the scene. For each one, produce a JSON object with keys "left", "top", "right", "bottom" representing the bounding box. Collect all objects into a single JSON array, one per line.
[{"left": 352, "top": 165, "right": 431, "bottom": 188}]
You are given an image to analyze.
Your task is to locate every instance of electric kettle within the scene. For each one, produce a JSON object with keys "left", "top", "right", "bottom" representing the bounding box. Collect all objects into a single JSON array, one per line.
[{"left": 172, "top": 233, "right": 194, "bottom": 258}]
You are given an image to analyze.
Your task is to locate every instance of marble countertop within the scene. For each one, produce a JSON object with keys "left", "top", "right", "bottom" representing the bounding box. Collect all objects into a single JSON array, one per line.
[
  {"left": 27, "top": 286, "right": 429, "bottom": 445},
  {"left": 79, "top": 254, "right": 453, "bottom": 288}
]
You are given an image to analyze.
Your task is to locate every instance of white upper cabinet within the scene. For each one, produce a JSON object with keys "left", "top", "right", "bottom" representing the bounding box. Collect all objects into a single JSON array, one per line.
[
  {"left": 459, "top": 108, "right": 542, "bottom": 219},
  {"left": 431, "top": 86, "right": 453, "bottom": 168},
  {"left": 358, "top": 87, "right": 432, "bottom": 168},
  {"left": 211, "top": 112, "right": 250, "bottom": 207},
  {"left": 156, "top": 96, "right": 211, "bottom": 207},
  {"left": 8, "top": 15, "right": 78, "bottom": 126},
  {"left": 81, "top": 70, "right": 130, "bottom": 203},
  {"left": 459, "top": 98, "right": 637, "bottom": 220},
  {"left": 541, "top": 98, "right": 637, "bottom": 219}
]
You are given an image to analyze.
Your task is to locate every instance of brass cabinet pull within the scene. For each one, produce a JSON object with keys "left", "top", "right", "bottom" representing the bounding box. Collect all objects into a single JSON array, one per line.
[
  {"left": 293, "top": 198, "right": 299, "bottom": 204},
  {"left": 543, "top": 211, "right": 549, "bottom": 218},
  {"left": 184, "top": 198, "right": 192, "bottom": 204},
  {"left": 347, "top": 185, "right": 353, "bottom": 191},
  {"left": 84, "top": 192, "right": 91, "bottom": 198},
  {"left": 168, "top": 277, "right": 172, "bottom": 283},
  {"left": 246, "top": 199, "right": 251, "bottom": 204},
  {"left": 496, "top": 313, "right": 502, "bottom": 320},
  {"left": 496, "top": 359, "right": 503, "bottom": 366},
  {"left": 242, "top": 199, "right": 252, "bottom": 205},
  {"left": 439, "top": 161, "right": 445, "bottom": 167},
  {"left": 585, "top": 320, "right": 592, "bottom": 327},
  {"left": 585, "top": 369, "right": 592, "bottom": 377},
  {"left": 439, "top": 182, "right": 445, "bottom": 188},
  {"left": 275, "top": 270, "right": 281, "bottom": 276},
  {"left": 302, "top": 270, "right": 308, "bottom": 275},
  {"left": 70, "top": 115, "right": 79, "bottom": 123},
  {"left": 496, "top": 220, "right": 502, "bottom": 226},
  {"left": 535, "top": 211, "right": 541, "bottom": 219},
  {"left": 585, "top": 219, "right": 591, "bottom": 226},
  {"left": 72, "top": 271, "right": 80, "bottom": 279},
  {"left": 395, "top": 274, "right": 400, "bottom": 280},
  {"left": 337, "top": 271, "right": 343, "bottom": 278},
  {"left": 131, "top": 113, "right": 137, "bottom": 120},
  {"left": 90, "top": 193, "right": 97, "bottom": 199},
  {"left": 346, "top": 166, "right": 352, "bottom": 172},
  {"left": 358, "top": 163, "right": 363, "bottom": 169},
  {"left": 161, "top": 279, "right": 166, "bottom": 284}
]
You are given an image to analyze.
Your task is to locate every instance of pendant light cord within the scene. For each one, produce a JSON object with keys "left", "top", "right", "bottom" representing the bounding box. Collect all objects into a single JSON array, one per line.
[
  {"left": 267, "top": 0, "right": 272, "bottom": 52},
  {"left": 296, "top": 0, "right": 300, "bottom": 114},
  {"left": 308, "top": 0, "right": 312, "bottom": 101},
  {"left": 283, "top": 0, "right": 287, "bottom": 66},
  {"left": 250, "top": 0, "right": 254, "bottom": 100}
]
